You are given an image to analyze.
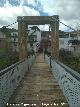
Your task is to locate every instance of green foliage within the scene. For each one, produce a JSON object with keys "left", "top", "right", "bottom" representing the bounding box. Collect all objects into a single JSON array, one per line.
[
  {"left": 1, "top": 26, "right": 11, "bottom": 38},
  {"left": 0, "top": 52, "right": 19, "bottom": 71},
  {"left": 59, "top": 49, "right": 80, "bottom": 73}
]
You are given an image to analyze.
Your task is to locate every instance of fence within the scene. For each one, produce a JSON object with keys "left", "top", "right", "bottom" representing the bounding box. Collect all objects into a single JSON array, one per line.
[
  {"left": 45, "top": 55, "right": 80, "bottom": 107},
  {"left": 0, "top": 55, "right": 35, "bottom": 107}
]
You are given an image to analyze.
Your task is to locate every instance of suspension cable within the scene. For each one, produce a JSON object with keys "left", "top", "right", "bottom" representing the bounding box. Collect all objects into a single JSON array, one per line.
[
  {"left": 4, "top": 21, "right": 17, "bottom": 27},
  {"left": 2, "top": 16, "right": 79, "bottom": 33},
  {"left": 50, "top": 16, "right": 77, "bottom": 32}
]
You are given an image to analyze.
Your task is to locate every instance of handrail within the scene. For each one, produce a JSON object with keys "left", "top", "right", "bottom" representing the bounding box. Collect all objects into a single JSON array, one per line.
[
  {"left": 0, "top": 55, "right": 35, "bottom": 76},
  {"left": 53, "top": 59, "right": 80, "bottom": 82},
  {"left": 44, "top": 55, "right": 80, "bottom": 107},
  {"left": 0, "top": 55, "right": 36, "bottom": 107},
  {"left": 0, "top": 59, "right": 25, "bottom": 76}
]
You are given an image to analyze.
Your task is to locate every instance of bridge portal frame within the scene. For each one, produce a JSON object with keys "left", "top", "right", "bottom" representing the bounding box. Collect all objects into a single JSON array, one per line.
[{"left": 17, "top": 16, "right": 59, "bottom": 60}]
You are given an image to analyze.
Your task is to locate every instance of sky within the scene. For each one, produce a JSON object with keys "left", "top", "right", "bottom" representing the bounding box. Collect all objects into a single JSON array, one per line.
[{"left": 0, "top": 0, "right": 80, "bottom": 31}]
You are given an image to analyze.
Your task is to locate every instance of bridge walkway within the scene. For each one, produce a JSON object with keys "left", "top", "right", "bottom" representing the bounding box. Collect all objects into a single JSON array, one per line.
[{"left": 6, "top": 54, "right": 69, "bottom": 107}]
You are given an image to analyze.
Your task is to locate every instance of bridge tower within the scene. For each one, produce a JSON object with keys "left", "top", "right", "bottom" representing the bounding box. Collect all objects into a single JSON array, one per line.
[
  {"left": 17, "top": 17, "right": 28, "bottom": 60},
  {"left": 50, "top": 16, "right": 59, "bottom": 59},
  {"left": 17, "top": 16, "right": 59, "bottom": 60}
]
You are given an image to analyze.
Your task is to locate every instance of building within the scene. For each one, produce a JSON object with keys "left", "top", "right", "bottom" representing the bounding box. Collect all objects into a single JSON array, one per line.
[
  {"left": 10, "top": 31, "right": 18, "bottom": 52},
  {"left": 28, "top": 26, "right": 41, "bottom": 53},
  {"left": 0, "top": 27, "right": 19, "bottom": 53},
  {"left": 68, "top": 40, "right": 80, "bottom": 56},
  {"left": 40, "top": 30, "right": 80, "bottom": 56},
  {"left": 0, "top": 29, "right": 8, "bottom": 53},
  {"left": 40, "top": 31, "right": 50, "bottom": 48},
  {"left": 58, "top": 31, "right": 80, "bottom": 56},
  {"left": 0, "top": 26, "right": 42, "bottom": 54}
]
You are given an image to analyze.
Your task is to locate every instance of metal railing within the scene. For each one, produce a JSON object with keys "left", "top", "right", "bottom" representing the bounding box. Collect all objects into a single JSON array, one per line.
[
  {"left": 0, "top": 55, "right": 35, "bottom": 107},
  {"left": 45, "top": 55, "right": 80, "bottom": 107}
]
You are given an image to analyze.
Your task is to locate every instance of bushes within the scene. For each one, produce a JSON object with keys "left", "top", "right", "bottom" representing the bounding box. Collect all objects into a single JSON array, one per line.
[
  {"left": 59, "top": 49, "right": 80, "bottom": 73},
  {"left": 0, "top": 52, "right": 19, "bottom": 71}
]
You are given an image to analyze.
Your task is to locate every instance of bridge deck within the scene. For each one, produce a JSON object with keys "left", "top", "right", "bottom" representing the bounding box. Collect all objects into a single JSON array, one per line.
[{"left": 6, "top": 54, "right": 69, "bottom": 107}]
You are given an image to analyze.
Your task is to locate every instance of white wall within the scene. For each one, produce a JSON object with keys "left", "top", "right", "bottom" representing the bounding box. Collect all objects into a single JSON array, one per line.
[
  {"left": 59, "top": 38, "right": 70, "bottom": 50},
  {"left": 59, "top": 36, "right": 80, "bottom": 57},
  {"left": 28, "top": 30, "right": 41, "bottom": 53},
  {"left": 11, "top": 32, "right": 18, "bottom": 42},
  {"left": 28, "top": 30, "right": 41, "bottom": 42},
  {"left": 10, "top": 32, "right": 19, "bottom": 52},
  {"left": 35, "top": 30, "right": 41, "bottom": 42},
  {"left": 0, "top": 31, "right": 6, "bottom": 38},
  {"left": 78, "top": 36, "right": 80, "bottom": 40}
]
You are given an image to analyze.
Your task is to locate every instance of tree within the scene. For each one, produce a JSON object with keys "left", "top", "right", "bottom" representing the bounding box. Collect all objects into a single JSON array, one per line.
[{"left": 1, "top": 26, "right": 11, "bottom": 37}]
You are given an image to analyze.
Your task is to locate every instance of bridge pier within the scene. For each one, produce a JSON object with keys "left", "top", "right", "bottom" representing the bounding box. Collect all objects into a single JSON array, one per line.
[
  {"left": 18, "top": 18, "right": 28, "bottom": 60},
  {"left": 50, "top": 16, "right": 59, "bottom": 59}
]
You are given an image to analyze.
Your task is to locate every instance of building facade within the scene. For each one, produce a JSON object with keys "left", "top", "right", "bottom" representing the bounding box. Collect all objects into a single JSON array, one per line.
[{"left": 0, "top": 30, "right": 8, "bottom": 53}]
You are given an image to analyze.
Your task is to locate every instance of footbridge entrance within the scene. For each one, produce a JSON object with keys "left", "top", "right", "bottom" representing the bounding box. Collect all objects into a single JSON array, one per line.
[
  {"left": 0, "top": 16, "right": 80, "bottom": 107},
  {"left": 17, "top": 16, "right": 59, "bottom": 60}
]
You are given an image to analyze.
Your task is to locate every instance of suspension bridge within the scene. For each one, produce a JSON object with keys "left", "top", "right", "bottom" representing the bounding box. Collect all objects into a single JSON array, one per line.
[{"left": 0, "top": 16, "right": 80, "bottom": 107}]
